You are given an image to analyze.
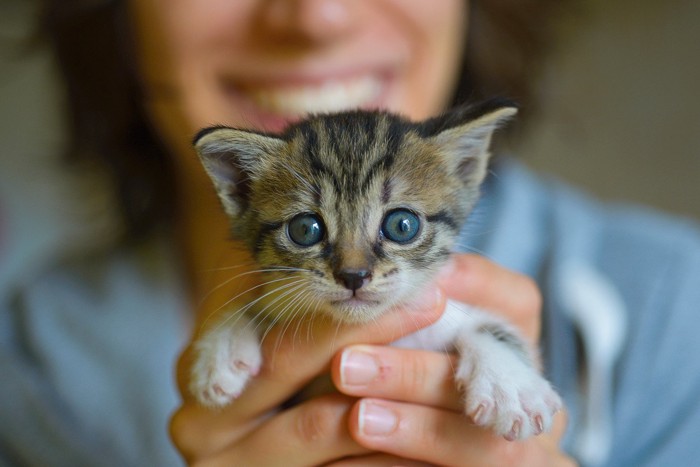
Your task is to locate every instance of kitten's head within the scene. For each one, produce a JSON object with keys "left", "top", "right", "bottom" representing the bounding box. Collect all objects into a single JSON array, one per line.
[{"left": 194, "top": 100, "right": 516, "bottom": 323}]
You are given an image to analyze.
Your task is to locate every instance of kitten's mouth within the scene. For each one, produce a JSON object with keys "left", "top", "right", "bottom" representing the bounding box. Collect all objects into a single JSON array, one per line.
[
  {"left": 330, "top": 296, "right": 382, "bottom": 308},
  {"left": 328, "top": 294, "right": 386, "bottom": 323}
]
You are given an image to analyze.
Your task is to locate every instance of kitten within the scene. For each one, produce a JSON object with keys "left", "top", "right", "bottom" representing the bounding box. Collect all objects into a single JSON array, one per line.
[{"left": 190, "top": 100, "right": 562, "bottom": 441}]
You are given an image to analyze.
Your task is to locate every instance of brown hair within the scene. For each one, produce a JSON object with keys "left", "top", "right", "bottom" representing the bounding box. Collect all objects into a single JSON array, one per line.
[
  {"left": 43, "top": 0, "right": 176, "bottom": 238},
  {"left": 42, "top": 0, "right": 564, "bottom": 238}
]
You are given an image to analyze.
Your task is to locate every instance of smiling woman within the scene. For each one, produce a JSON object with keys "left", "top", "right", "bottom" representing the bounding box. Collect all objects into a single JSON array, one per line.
[
  {"left": 45, "top": 0, "right": 559, "bottom": 238},
  {"left": 127, "top": 0, "right": 469, "bottom": 221},
  {"left": 5, "top": 0, "right": 696, "bottom": 465},
  {"left": 131, "top": 0, "right": 465, "bottom": 132}
]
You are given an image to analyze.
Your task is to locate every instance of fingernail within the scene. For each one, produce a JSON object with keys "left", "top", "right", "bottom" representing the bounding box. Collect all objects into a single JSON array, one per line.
[
  {"left": 340, "top": 347, "right": 380, "bottom": 387},
  {"left": 359, "top": 401, "right": 398, "bottom": 436}
]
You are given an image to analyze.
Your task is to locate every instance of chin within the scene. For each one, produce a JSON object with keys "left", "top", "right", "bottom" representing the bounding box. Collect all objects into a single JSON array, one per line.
[{"left": 321, "top": 298, "right": 388, "bottom": 324}]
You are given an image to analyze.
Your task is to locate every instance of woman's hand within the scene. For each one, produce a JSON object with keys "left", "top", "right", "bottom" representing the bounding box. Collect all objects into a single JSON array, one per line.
[
  {"left": 170, "top": 254, "right": 575, "bottom": 466},
  {"left": 330, "top": 345, "right": 572, "bottom": 466},
  {"left": 170, "top": 284, "right": 444, "bottom": 466},
  {"left": 327, "top": 255, "right": 574, "bottom": 466}
]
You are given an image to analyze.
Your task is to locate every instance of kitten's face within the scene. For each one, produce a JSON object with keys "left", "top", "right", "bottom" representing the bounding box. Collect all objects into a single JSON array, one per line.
[{"left": 195, "top": 102, "right": 516, "bottom": 323}]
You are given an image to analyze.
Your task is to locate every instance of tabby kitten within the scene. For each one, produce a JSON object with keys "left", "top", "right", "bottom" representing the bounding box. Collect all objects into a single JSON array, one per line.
[{"left": 191, "top": 100, "right": 561, "bottom": 440}]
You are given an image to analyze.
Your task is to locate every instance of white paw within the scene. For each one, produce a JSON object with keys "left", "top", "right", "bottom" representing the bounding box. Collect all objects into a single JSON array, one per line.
[
  {"left": 456, "top": 348, "right": 562, "bottom": 440},
  {"left": 190, "top": 317, "right": 262, "bottom": 407}
]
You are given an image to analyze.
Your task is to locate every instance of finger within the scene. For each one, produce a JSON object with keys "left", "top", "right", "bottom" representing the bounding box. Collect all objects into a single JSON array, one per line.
[
  {"left": 204, "top": 286, "right": 446, "bottom": 422},
  {"left": 349, "top": 399, "right": 573, "bottom": 466},
  {"left": 331, "top": 345, "right": 462, "bottom": 411},
  {"left": 195, "top": 394, "right": 368, "bottom": 467},
  {"left": 170, "top": 399, "right": 266, "bottom": 463},
  {"left": 326, "top": 453, "right": 433, "bottom": 466},
  {"left": 550, "top": 409, "right": 569, "bottom": 444},
  {"left": 437, "top": 254, "right": 542, "bottom": 342},
  {"left": 536, "top": 412, "right": 577, "bottom": 467},
  {"left": 171, "top": 280, "right": 445, "bottom": 459}
]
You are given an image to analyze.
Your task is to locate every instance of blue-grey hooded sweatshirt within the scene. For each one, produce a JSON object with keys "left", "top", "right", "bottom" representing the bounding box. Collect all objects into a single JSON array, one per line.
[{"left": 1, "top": 159, "right": 699, "bottom": 466}]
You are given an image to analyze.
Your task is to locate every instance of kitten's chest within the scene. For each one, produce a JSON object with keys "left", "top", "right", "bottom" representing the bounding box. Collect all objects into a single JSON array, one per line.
[{"left": 390, "top": 300, "right": 479, "bottom": 351}]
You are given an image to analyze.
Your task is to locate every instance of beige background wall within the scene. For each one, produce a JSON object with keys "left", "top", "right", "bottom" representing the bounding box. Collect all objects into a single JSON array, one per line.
[{"left": 520, "top": 0, "right": 700, "bottom": 220}]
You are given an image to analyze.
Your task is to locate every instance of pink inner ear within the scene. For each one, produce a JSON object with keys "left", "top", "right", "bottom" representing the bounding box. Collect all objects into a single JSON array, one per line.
[{"left": 204, "top": 156, "right": 245, "bottom": 186}]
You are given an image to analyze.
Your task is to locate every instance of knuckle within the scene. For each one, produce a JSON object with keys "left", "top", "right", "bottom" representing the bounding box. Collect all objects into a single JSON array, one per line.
[
  {"left": 500, "top": 441, "right": 524, "bottom": 464},
  {"left": 402, "top": 351, "right": 429, "bottom": 397},
  {"left": 171, "top": 404, "right": 246, "bottom": 466},
  {"left": 510, "top": 274, "right": 542, "bottom": 321},
  {"left": 520, "top": 276, "right": 543, "bottom": 312},
  {"left": 462, "top": 260, "right": 487, "bottom": 292},
  {"left": 189, "top": 459, "right": 214, "bottom": 467},
  {"left": 481, "top": 434, "right": 526, "bottom": 465},
  {"left": 169, "top": 407, "right": 199, "bottom": 460},
  {"left": 422, "top": 420, "right": 445, "bottom": 454},
  {"left": 511, "top": 276, "right": 542, "bottom": 342},
  {"left": 489, "top": 434, "right": 573, "bottom": 466},
  {"left": 169, "top": 404, "right": 226, "bottom": 463},
  {"left": 294, "top": 398, "right": 344, "bottom": 446}
]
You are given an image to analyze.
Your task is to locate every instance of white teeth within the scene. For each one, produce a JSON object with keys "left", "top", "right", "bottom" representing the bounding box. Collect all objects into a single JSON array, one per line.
[{"left": 248, "top": 75, "right": 382, "bottom": 116}]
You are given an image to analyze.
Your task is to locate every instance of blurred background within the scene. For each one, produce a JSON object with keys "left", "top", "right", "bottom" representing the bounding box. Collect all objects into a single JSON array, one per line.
[
  {"left": 2, "top": 0, "right": 699, "bottom": 220},
  {"left": 519, "top": 0, "right": 700, "bottom": 220}
]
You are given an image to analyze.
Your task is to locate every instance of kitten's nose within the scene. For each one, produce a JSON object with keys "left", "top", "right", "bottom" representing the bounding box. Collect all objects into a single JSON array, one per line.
[{"left": 335, "top": 269, "right": 372, "bottom": 292}]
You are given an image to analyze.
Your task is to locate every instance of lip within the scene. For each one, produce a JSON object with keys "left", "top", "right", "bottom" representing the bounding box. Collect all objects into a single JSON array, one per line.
[
  {"left": 219, "top": 68, "right": 394, "bottom": 132},
  {"left": 330, "top": 290, "right": 383, "bottom": 308}
]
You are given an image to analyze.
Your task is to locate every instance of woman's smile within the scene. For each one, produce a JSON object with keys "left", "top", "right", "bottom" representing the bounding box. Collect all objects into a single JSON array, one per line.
[{"left": 222, "top": 70, "right": 392, "bottom": 131}]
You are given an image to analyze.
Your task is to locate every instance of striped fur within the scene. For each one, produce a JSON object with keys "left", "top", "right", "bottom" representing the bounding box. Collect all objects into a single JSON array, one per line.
[{"left": 195, "top": 101, "right": 516, "bottom": 323}]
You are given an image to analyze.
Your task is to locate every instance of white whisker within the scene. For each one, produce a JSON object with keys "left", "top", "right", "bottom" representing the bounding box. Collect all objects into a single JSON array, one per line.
[
  {"left": 207, "top": 277, "right": 306, "bottom": 334},
  {"left": 265, "top": 284, "right": 310, "bottom": 346},
  {"left": 252, "top": 281, "right": 309, "bottom": 341},
  {"left": 198, "top": 266, "right": 309, "bottom": 313},
  {"left": 290, "top": 292, "right": 318, "bottom": 349},
  {"left": 450, "top": 240, "right": 494, "bottom": 259},
  {"left": 200, "top": 261, "right": 256, "bottom": 273},
  {"left": 274, "top": 288, "right": 315, "bottom": 354}
]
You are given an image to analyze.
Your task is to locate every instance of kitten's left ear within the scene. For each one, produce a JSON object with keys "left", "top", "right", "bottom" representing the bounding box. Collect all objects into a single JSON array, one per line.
[
  {"left": 430, "top": 103, "right": 517, "bottom": 186},
  {"left": 193, "top": 126, "right": 286, "bottom": 218}
]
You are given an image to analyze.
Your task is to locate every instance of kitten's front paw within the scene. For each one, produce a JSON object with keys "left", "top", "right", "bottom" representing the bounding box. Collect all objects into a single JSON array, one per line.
[
  {"left": 457, "top": 349, "right": 562, "bottom": 441},
  {"left": 190, "top": 317, "right": 262, "bottom": 407}
]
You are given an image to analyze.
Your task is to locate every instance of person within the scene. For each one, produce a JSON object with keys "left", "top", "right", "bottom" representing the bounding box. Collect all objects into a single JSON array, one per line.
[{"left": 2, "top": 0, "right": 699, "bottom": 465}]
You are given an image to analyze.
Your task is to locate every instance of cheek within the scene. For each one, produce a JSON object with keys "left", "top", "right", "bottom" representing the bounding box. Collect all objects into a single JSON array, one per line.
[
  {"left": 129, "top": 0, "right": 256, "bottom": 140},
  {"left": 380, "top": 0, "right": 467, "bottom": 118},
  {"left": 131, "top": 0, "right": 253, "bottom": 73}
]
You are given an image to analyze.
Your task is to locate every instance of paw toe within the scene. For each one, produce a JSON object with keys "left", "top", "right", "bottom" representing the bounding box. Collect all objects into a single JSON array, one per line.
[
  {"left": 462, "top": 372, "right": 562, "bottom": 440},
  {"left": 503, "top": 418, "right": 523, "bottom": 441},
  {"left": 469, "top": 401, "right": 494, "bottom": 426}
]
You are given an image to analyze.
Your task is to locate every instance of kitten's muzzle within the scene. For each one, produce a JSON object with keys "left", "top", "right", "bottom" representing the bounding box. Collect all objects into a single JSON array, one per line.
[{"left": 334, "top": 269, "right": 373, "bottom": 292}]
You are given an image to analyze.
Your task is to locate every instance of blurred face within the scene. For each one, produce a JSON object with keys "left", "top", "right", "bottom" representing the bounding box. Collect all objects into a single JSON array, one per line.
[{"left": 130, "top": 0, "right": 467, "bottom": 170}]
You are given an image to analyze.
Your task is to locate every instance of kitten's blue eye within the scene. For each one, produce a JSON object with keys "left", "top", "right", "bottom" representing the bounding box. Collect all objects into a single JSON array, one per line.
[
  {"left": 287, "top": 213, "right": 324, "bottom": 247},
  {"left": 382, "top": 209, "right": 420, "bottom": 244}
]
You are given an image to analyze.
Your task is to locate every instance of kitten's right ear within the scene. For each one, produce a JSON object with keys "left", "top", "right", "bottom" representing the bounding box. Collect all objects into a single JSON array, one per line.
[
  {"left": 428, "top": 103, "right": 517, "bottom": 189},
  {"left": 193, "top": 126, "right": 286, "bottom": 218}
]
